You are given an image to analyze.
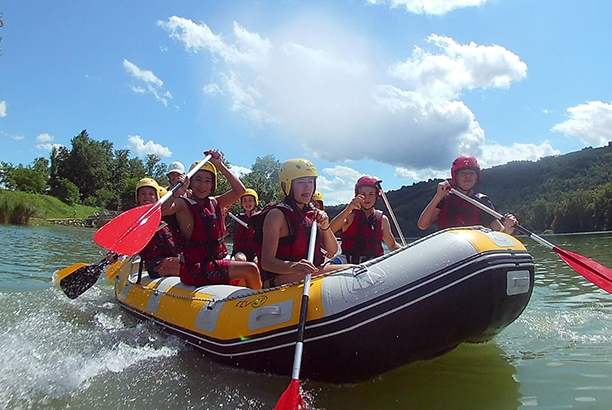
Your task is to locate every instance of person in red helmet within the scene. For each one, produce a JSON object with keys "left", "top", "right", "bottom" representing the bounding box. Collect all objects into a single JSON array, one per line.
[
  {"left": 417, "top": 155, "right": 518, "bottom": 233},
  {"left": 329, "top": 176, "right": 402, "bottom": 264}
]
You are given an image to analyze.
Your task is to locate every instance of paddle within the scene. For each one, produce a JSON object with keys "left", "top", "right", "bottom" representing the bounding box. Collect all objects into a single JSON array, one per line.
[
  {"left": 56, "top": 257, "right": 110, "bottom": 299},
  {"left": 94, "top": 154, "right": 212, "bottom": 256},
  {"left": 228, "top": 212, "right": 250, "bottom": 229},
  {"left": 451, "top": 187, "right": 612, "bottom": 294},
  {"left": 274, "top": 221, "right": 318, "bottom": 410},
  {"left": 376, "top": 181, "right": 407, "bottom": 246},
  {"left": 105, "top": 258, "right": 131, "bottom": 279}
]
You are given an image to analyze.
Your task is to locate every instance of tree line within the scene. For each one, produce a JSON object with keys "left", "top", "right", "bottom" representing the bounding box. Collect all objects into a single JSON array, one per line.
[
  {"left": 2, "top": 129, "right": 612, "bottom": 235},
  {"left": 0, "top": 130, "right": 286, "bottom": 214}
]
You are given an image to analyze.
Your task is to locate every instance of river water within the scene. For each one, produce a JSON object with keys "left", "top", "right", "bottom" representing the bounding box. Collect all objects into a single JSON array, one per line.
[{"left": 1, "top": 224, "right": 612, "bottom": 409}]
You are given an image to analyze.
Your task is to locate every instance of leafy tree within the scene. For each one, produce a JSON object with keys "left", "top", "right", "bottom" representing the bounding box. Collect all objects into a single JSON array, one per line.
[
  {"left": 111, "top": 149, "right": 131, "bottom": 210},
  {"left": 48, "top": 145, "right": 71, "bottom": 197},
  {"left": 128, "top": 157, "right": 146, "bottom": 179},
  {"left": 67, "top": 130, "right": 114, "bottom": 200},
  {"left": 93, "top": 187, "right": 118, "bottom": 209},
  {"left": 0, "top": 161, "right": 15, "bottom": 188},
  {"left": 241, "top": 155, "right": 283, "bottom": 206},
  {"left": 56, "top": 178, "right": 80, "bottom": 205},
  {"left": 10, "top": 166, "right": 47, "bottom": 193},
  {"left": 144, "top": 154, "right": 169, "bottom": 185}
]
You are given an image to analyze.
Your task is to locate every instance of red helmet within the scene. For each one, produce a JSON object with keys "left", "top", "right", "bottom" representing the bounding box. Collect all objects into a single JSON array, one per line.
[
  {"left": 355, "top": 176, "right": 381, "bottom": 197},
  {"left": 451, "top": 155, "right": 481, "bottom": 186}
]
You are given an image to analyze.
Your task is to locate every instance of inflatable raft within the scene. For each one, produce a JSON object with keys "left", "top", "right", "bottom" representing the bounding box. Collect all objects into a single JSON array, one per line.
[{"left": 114, "top": 227, "right": 534, "bottom": 383}]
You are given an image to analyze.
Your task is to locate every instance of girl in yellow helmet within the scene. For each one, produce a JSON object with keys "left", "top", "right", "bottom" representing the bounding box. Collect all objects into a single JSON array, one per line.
[
  {"left": 135, "top": 178, "right": 181, "bottom": 278},
  {"left": 230, "top": 188, "right": 260, "bottom": 263},
  {"left": 163, "top": 150, "right": 262, "bottom": 290},
  {"left": 312, "top": 191, "right": 325, "bottom": 210},
  {"left": 259, "top": 159, "right": 347, "bottom": 287}
]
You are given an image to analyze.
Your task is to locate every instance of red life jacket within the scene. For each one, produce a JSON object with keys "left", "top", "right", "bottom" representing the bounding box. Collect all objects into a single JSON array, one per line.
[
  {"left": 139, "top": 221, "right": 178, "bottom": 261},
  {"left": 180, "top": 197, "right": 228, "bottom": 265},
  {"left": 232, "top": 213, "right": 260, "bottom": 258},
  {"left": 259, "top": 201, "right": 324, "bottom": 282},
  {"left": 437, "top": 193, "right": 493, "bottom": 229},
  {"left": 340, "top": 209, "right": 384, "bottom": 264}
]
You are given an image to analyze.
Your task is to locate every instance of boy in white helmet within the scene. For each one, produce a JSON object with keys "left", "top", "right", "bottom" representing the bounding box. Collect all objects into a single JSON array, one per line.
[{"left": 166, "top": 161, "right": 192, "bottom": 198}]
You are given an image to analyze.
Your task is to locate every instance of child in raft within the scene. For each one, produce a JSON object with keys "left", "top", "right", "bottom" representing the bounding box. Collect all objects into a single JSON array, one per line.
[
  {"left": 328, "top": 176, "right": 402, "bottom": 264},
  {"left": 134, "top": 177, "right": 181, "bottom": 278},
  {"left": 163, "top": 150, "right": 262, "bottom": 290},
  {"left": 228, "top": 189, "right": 261, "bottom": 263},
  {"left": 417, "top": 155, "right": 518, "bottom": 233},
  {"left": 259, "top": 158, "right": 351, "bottom": 288}
]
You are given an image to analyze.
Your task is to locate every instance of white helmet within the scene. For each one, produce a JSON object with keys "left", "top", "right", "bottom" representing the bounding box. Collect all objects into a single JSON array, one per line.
[{"left": 167, "top": 161, "right": 185, "bottom": 176}]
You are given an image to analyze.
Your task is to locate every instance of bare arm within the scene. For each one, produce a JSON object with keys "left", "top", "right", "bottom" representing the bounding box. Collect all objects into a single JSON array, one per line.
[
  {"left": 260, "top": 209, "right": 317, "bottom": 275},
  {"left": 313, "top": 209, "right": 338, "bottom": 257},
  {"left": 417, "top": 180, "right": 450, "bottom": 230},
  {"left": 382, "top": 215, "right": 402, "bottom": 251},
  {"left": 208, "top": 150, "right": 246, "bottom": 209},
  {"left": 329, "top": 194, "right": 363, "bottom": 233}
]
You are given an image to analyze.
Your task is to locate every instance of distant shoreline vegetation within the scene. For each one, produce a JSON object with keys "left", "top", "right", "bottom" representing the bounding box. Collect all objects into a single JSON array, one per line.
[
  {"left": 0, "top": 190, "right": 100, "bottom": 227},
  {"left": 0, "top": 196, "right": 36, "bottom": 225},
  {"left": 1, "top": 129, "right": 612, "bottom": 235}
]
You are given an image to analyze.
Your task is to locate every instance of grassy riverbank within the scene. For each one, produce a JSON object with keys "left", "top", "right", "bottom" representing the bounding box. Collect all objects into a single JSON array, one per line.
[{"left": 0, "top": 190, "right": 101, "bottom": 226}]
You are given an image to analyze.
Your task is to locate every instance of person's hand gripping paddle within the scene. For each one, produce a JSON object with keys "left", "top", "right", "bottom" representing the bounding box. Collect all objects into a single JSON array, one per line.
[
  {"left": 93, "top": 155, "right": 211, "bottom": 256},
  {"left": 274, "top": 221, "right": 318, "bottom": 410},
  {"left": 451, "top": 187, "right": 612, "bottom": 294}
]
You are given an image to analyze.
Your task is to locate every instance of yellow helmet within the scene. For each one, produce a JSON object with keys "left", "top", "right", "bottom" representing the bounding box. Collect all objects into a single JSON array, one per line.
[
  {"left": 279, "top": 158, "right": 318, "bottom": 196},
  {"left": 241, "top": 188, "right": 259, "bottom": 205},
  {"left": 135, "top": 178, "right": 160, "bottom": 202},
  {"left": 158, "top": 186, "right": 168, "bottom": 198},
  {"left": 190, "top": 161, "right": 218, "bottom": 192},
  {"left": 313, "top": 191, "right": 324, "bottom": 202}
]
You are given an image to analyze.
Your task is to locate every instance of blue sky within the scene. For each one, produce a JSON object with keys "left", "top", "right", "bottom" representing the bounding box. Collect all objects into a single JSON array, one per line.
[{"left": 2, "top": 0, "right": 612, "bottom": 205}]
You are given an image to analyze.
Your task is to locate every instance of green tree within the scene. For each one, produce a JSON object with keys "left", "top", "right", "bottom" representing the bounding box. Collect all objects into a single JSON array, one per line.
[
  {"left": 57, "top": 178, "right": 80, "bottom": 205},
  {"left": 9, "top": 166, "right": 47, "bottom": 193},
  {"left": 128, "top": 157, "right": 146, "bottom": 179},
  {"left": 111, "top": 149, "right": 131, "bottom": 210},
  {"left": 0, "top": 161, "right": 15, "bottom": 188},
  {"left": 48, "top": 146, "right": 71, "bottom": 197},
  {"left": 241, "top": 155, "right": 283, "bottom": 207},
  {"left": 144, "top": 154, "right": 169, "bottom": 186},
  {"left": 67, "top": 130, "right": 114, "bottom": 201}
]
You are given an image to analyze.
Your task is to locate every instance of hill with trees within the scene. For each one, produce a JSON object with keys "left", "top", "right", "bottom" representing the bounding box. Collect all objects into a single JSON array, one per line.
[{"left": 371, "top": 143, "right": 612, "bottom": 237}]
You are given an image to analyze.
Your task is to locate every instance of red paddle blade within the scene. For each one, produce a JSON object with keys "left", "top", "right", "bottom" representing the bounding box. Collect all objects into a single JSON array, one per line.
[
  {"left": 93, "top": 203, "right": 161, "bottom": 256},
  {"left": 274, "top": 379, "right": 306, "bottom": 410},
  {"left": 554, "top": 246, "right": 612, "bottom": 294}
]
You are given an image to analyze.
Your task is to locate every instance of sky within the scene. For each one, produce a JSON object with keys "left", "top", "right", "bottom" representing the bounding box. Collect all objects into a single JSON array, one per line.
[{"left": 2, "top": 0, "right": 612, "bottom": 205}]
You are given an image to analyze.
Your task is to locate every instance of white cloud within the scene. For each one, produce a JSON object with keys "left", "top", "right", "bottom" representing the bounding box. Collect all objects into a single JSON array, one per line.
[
  {"left": 316, "top": 165, "right": 373, "bottom": 205},
  {"left": 388, "top": 35, "right": 527, "bottom": 100},
  {"left": 36, "top": 143, "right": 63, "bottom": 152},
  {"left": 35, "top": 133, "right": 63, "bottom": 152},
  {"left": 229, "top": 164, "right": 252, "bottom": 177},
  {"left": 123, "top": 59, "right": 173, "bottom": 106},
  {"left": 36, "top": 133, "right": 54, "bottom": 143},
  {"left": 160, "top": 17, "right": 530, "bottom": 173},
  {"left": 127, "top": 135, "right": 172, "bottom": 157},
  {"left": 551, "top": 101, "right": 612, "bottom": 147},
  {"left": 0, "top": 101, "right": 6, "bottom": 117},
  {"left": 478, "top": 141, "right": 561, "bottom": 169},
  {"left": 366, "top": 0, "right": 489, "bottom": 15},
  {"left": 395, "top": 167, "right": 448, "bottom": 182},
  {"left": 11, "top": 135, "right": 25, "bottom": 141}
]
